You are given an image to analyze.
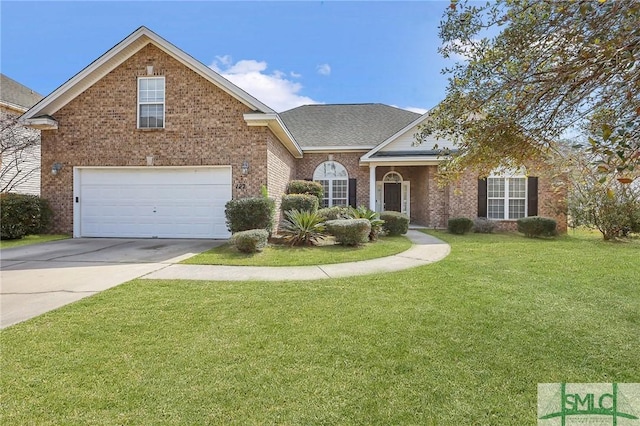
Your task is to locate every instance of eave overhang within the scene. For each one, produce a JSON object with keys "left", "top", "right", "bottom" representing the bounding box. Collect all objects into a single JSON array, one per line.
[
  {"left": 244, "top": 113, "right": 303, "bottom": 159},
  {"left": 21, "top": 115, "right": 58, "bottom": 130},
  {"left": 21, "top": 26, "right": 275, "bottom": 124}
]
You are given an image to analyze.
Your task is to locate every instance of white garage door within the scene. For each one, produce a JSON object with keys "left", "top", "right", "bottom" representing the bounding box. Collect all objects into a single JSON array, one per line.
[{"left": 75, "top": 167, "right": 231, "bottom": 238}]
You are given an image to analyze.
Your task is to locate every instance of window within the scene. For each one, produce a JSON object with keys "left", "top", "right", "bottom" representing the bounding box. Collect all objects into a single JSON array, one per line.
[
  {"left": 138, "top": 77, "right": 165, "bottom": 128},
  {"left": 313, "top": 161, "right": 348, "bottom": 208},
  {"left": 487, "top": 176, "right": 527, "bottom": 219}
]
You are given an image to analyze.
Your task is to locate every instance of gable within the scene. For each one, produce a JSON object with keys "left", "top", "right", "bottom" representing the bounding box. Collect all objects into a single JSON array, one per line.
[
  {"left": 361, "top": 113, "right": 457, "bottom": 162},
  {"left": 21, "top": 26, "right": 274, "bottom": 123}
]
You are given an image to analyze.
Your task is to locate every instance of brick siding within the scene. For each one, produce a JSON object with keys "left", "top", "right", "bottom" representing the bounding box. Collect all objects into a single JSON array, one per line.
[
  {"left": 295, "top": 152, "right": 370, "bottom": 208},
  {"left": 41, "top": 44, "right": 276, "bottom": 234}
]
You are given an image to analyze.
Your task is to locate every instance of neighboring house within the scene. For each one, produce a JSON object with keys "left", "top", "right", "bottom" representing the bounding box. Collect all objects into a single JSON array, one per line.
[
  {"left": 0, "top": 74, "right": 44, "bottom": 195},
  {"left": 21, "top": 27, "right": 566, "bottom": 239}
]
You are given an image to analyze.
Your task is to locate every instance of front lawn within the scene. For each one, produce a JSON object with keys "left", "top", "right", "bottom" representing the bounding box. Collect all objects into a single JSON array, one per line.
[
  {"left": 181, "top": 235, "right": 412, "bottom": 266},
  {"left": 0, "top": 234, "right": 69, "bottom": 249},
  {"left": 1, "top": 231, "right": 638, "bottom": 424}
]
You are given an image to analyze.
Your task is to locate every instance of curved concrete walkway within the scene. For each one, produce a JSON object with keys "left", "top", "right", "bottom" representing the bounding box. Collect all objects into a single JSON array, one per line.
[{"left": 141, "top": 230, "right": 450, "bottom": 281}]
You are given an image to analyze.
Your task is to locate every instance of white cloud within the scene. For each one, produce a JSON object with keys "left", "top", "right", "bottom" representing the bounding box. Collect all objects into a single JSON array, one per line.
[
  {"left": 442, "top": 38, "right": 480, "bottom": 61},
  {"left": 210, "top": 56, "right": 319, "bottom": 112},
  {"left": 290, "top": 71, "right": 302, "bottom": 78},
  {"left": 316, "top": 63, "right": 331, "bottom": 76},
  {"left": 404, "top": 106, "right": 428, "bottom": 114}
]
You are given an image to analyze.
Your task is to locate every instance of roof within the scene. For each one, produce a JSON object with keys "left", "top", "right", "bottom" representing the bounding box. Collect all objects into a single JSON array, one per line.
[
  {"left": 22, "top": 26, "right": 274, "bottom": 122},
  {"left": 19, "top": 26, "right": 302, "bottom": 157},
  {"left": 279, "top": 104, "right": 420, "bottom": 149},
  {"left": 0, "top": 74, "right": 43, "bottom": 111}
]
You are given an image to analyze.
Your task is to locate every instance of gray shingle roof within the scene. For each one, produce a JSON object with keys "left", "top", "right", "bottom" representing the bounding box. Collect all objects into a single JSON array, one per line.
[
  {"left": 0, "top": 74, "right": 44, "bottom": 110},
  {"left": 279, "top": 104, "right": 420, "bottom": 148}
]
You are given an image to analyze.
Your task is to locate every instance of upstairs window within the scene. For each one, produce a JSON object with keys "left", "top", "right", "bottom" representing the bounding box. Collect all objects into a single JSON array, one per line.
[
  {"left": 138, "top": 77, "right": 165, "bottom": 128},
  {"left": 313, "top": 161, "right": 348, "bottom": 208}
]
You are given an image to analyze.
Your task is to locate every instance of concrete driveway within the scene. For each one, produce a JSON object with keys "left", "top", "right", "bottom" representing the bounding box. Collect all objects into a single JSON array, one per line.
[{"left": 0, "top": 238, "right": 223, "bottom": 328}]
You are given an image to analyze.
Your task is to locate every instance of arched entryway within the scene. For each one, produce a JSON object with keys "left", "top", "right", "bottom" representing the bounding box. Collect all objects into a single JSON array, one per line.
[{"left": 376, "top": 171, "right": 410, "bottom": 217}]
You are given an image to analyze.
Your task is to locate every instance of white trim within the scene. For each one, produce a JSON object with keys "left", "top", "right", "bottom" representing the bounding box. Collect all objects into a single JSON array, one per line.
[
  {"left": 0, "top": 100, "right": 28, "bottom": 113},
  {"left": 369, "top": 165, "right": 376, "bottom": 211},
  {"left": 313, "top": 161, "right": 349, "bottom": 208},
  {"left": 360, "top": 111, "right": 431, "bottom": 161},
  {"left": 21, "top": 116, "right": 58, "bottom": 130},
  {"left": 243, "top": 113, "right": 303, "bottom": 158},
  {"left": 22, "top": 26, "right": 274, "bottom": 123},
  {"left": 360, "top": 157, "right": 443, "bottom": 166},
  {"left": 375, "top": 171, "right": 410, "bottom": 217},
  {"left": 137, "top": 76, "right": 165, "bottom": 129},
  {"left": 487, "top": 176, "right": 528, "bottom": 220},
  {"left": 302, "top": 146, "right": 374, "bottom": 152}
]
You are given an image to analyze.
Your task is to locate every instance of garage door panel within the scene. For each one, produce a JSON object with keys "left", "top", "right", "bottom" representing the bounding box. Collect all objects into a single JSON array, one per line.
[{"left": 77, "top": 167, "right": 231, "bottom": 239}]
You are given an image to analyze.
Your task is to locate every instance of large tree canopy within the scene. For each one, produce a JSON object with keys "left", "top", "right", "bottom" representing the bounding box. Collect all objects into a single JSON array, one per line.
[{"left": 420, "top": 0, "right": 640, "bottom": 181}]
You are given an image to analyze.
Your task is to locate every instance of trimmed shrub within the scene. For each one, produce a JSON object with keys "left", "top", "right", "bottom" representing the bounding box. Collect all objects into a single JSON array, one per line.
[
  {"left": 280, "top": 209, "right": 326, "bottom": 246},
  {"left": 317, "top": 206, "right": 350, "bottom": 221},
  {"left": 380, "top": 211, "right": 409, "bottom": 236},
  {"left": 517, "top": 216, "right": 557, "bottom": 238},
  {"left": 225, "top": 197, "right": 275, "bottom": 234},
  {"left": 447, "top": 217, "right": 474, "bottom": 235},
  {"left": 325, "top": 218, "right": 371, "bottom": 246},
  {"left": 473, "top": 217, "right": 496, "bottom": 234},
  {"left": 230, "top": 229, "right": 269, "bottom": 253},
  {"left": 286, "top": 180, "right": 324, "bottom": 200},
  {"left": 348, "top": 205, "right": 385, "bottom": 241},
  {"left": 281, "top": 194, "right": 319, "bottom": 214},
  {"left": 0, "top": 193, "right": 53, "bottom": 240}
]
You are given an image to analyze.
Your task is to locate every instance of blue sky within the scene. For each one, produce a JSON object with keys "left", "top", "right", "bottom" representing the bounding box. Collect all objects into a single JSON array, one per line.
[{"left": 1, "top": 1, "right": 456, "bottom": 113}]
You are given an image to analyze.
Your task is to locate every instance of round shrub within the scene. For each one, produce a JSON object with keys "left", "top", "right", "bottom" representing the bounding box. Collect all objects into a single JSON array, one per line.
[
  {"left": 225, "top": 197, "right": 275, "bottom": 234},
  {"left": 230, "top": 229, "right": 269, "bottom": 253},
  {"left": 348, "top": 206, "right": 384, "bottom": 241},
  {"left": 380, "top": 211, "right": 409, "bottom": 236},
  {"left": 0, "top": 193, "right": 53, "bottom": 240},
  {"left": 447, "top": 217, "right": 474, "bottom": 235},
  {"left": 281, "top": 194, "right": 319, "bottom": 214},
  {"left": 286, "top": 180, "right": 324, "bottom": 200},
  {"left": 473, "top": 217, "right": 496, "bottom": 234},
  {"left": 516, "top": 216, "right": 557, "bottom": 238},
  {"left": 325, "top": 218, "right": 371, "bottom": 246},
  {"left": 317, "top": 206, "right": 350, "bottom": 221}
]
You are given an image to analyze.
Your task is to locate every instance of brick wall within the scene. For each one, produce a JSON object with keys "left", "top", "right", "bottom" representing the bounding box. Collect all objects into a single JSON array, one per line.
[
  {"left": 41, "top": 43, "right": 274, "bottom": 234},
  {"left": 267, "top": 132, "right": 296, "bottom": 226},
  {"left": 295, "top": 152, "right": 370, "bottom": 208}
]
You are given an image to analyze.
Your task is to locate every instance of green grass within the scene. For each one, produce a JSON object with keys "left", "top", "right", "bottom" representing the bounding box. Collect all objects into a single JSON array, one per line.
[
  {"left": 181, "top": 235, "right": 412, "bottom": 266},
  {"left": 1, "top": 231, "right": 638, "bottom": 424},
  {"left": 0, "top": 234, "right": 69, "bottom": 249}
]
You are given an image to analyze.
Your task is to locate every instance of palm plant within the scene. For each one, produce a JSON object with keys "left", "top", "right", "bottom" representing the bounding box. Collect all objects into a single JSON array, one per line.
[
  {"left": 280, "top": 209, "right": 326, "bottom": 246},
  {"left": 348, "top": 206, "right": 385, "bottom": 241}
]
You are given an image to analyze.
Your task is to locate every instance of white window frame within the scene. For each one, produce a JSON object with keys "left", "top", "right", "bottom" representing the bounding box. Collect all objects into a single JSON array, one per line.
[
  {"left": 487, "top": 171, "right": 527, "bottom": 220},
  {"left": 313, "top": 161, "right": 349, "bottom": 208},
  {"left": 137, "top": 77, "right": 165, "bottom": 129}
]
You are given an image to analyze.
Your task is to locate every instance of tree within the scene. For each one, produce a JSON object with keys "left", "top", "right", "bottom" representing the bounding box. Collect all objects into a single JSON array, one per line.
[
  {"left": 0, "top": 111, "right": 41, "bottom": 193},
  {"left": 418, "top": 0, "right": 640, "bottom": 182},
  {"left": 567, "top": 147, "right": 640, "bottom": 240}
]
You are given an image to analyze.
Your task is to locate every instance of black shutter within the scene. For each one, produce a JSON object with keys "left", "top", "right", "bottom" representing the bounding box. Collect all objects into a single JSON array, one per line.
[
  {"left": 527, "top": 177, "right": 539, "bottom": 216},
  {"left": 348, "top": 178, "right": 357, "bottom": 208},
  {"left": 477, "top": 179, "right": 487, "bottom": 217}
]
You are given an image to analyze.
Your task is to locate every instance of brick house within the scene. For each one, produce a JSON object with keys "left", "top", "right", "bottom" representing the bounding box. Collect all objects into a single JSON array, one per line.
[{"left": 21, "top": 27, "right": 566, "bottom": 238}]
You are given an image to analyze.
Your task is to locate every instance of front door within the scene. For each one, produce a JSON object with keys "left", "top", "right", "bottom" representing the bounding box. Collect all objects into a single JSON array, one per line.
[{"left": 384, "top": 182, "right": 402, "bottom": 212}]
